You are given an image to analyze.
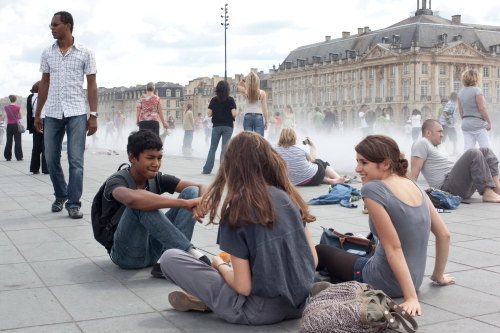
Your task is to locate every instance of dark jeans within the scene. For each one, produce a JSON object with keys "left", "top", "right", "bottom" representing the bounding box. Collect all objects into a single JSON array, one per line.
[
  {"left": 183, "top": 130, "right": 194, "bottom": 149},
  {"left": 316, "top": 244, "right": 369, "bottom": 283},
  {"left": 202, "top": 126, "right": 233, "bottom": 174},
  {"left": 30, "top": 130, "right": 48, "bottom": 173},
  {"left": 4, "top": 123, "right": 23, "bottom": 161}
]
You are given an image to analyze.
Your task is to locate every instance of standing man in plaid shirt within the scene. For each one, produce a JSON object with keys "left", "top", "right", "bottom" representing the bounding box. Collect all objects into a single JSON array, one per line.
[{"left": 34, "top": 11, "right": 98, "bottom": 219}]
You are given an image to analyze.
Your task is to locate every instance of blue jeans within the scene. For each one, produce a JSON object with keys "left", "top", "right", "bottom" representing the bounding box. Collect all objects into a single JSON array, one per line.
[
  {"left": 243, "top": 113, "right": 265, "bottom": 136},
  {"left": 44, "top": 115, "right": 87, "bottom": 209},
  {"left": 110, "top": 186, "right": 199, "bottom": 269},
  {"left": 202, "top": 126, "right": 233, "bottom": 174},
  {"left": 183, "top": 130, "right": 194, "bottom": 149}
]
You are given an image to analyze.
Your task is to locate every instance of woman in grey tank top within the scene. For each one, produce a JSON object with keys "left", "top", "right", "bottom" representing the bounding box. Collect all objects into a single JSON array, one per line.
[
  {"left": 457, "top": 69, "right": 493, "bottom": 150},
  {"left": 316, "top": 135, "right": 454, "bottom": 317}
]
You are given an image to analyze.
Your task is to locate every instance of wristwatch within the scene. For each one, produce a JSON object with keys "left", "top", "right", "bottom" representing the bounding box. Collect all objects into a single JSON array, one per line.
[{"left": 89, "top": 111, "right": 98, "bottom": 117}]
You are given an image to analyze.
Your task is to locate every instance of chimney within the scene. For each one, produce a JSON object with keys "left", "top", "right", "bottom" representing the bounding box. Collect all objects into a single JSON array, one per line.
[
  {"left": 364, "top": 26, "right": 370, "bottom": 33},
  {"left": 358, "top": 27, "right": 364, "bottom": 35},
  {"left": 451, "top": 15, "right": 461, "bottom": 24},
  {"left": 325, "top": 35, "right": 331, "bottom": 41},
  {"left": 342, "top": 31, "right": 350, "bottom": 39}
]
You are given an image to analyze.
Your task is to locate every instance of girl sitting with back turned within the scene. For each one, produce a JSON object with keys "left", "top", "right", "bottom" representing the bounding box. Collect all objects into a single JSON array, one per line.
[
  {"left": 160, "top": 131, "right": 317, "bottom": 325},
  {"left": 316, "top": 135, "right": 454, "bottom": 316}
]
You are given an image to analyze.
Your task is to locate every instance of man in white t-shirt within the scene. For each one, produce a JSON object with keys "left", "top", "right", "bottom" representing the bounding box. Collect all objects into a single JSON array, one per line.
[{"left": 410, "top": 119, "right": 500, "bottom": 203}]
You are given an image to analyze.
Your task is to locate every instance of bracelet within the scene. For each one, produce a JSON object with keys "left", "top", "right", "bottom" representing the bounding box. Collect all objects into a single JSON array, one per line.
[{"left": 217, "top": 262, "right": 231, "bottom": 269}]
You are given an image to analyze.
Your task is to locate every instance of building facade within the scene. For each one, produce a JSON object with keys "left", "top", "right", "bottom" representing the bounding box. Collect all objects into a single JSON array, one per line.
[{"left": 270, "top": 2, "right": 500, "bottom": 127}]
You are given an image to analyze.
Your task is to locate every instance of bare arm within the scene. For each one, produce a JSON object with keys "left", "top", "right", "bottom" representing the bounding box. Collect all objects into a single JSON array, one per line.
[
  {"left": 212, "top": 255, "right": 252, "bottom": 296},
  {"left": 237, "top": 79, "right": 246, "bottom": 94},
  {"left": 426, "top": 195, "right": 454, "bottom": 285},
  {"left": 260, "top": 90, "right": 269, "bottom": 125},
  {"left": 409, "top": 156, "right": 424, "bottom": 182},
  {"left": 475, "top": 94, "right": 492, "bottom": 131},
  {"left": 306, "top": 136, "right": 317, "bottom": 162},
  {"left": 304, "top": 226, "right": 318, "bottom": 268},
  {"left": 86, "top": 74, "right": 98, "bottom": 136},
  {"left": 112, "top": 187, "right": 199, "bottom": 211},
  {"left": 174, "top": 180, "right": 207, "bottom": 197},
  {"left": 365, "top": 197, "right": 421, "bottom": 316},
  {"left": 231, "top": 108, "right": 237, "bottom": 119},
  {"left": 156, "top": 100, "right": 167, "bottom": 128},
  {"left": 206, "top": 108, "right": 213, "bottom": 117},
  {"left": 457, "top": 99, "right": 463, "bottom": 118},
  {"left": 34, "top": 73, "right": 50, "bottom": 133}
]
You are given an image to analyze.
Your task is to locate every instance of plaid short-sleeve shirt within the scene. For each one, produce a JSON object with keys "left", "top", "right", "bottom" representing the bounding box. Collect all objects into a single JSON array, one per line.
[{"left": 40, "top": 40, "right": 97, "bottom": 119}]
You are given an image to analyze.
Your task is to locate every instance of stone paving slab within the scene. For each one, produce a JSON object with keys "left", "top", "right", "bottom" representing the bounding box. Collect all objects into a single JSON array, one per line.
[{"left": 1, "top": 138, "right": 500, "bottom": 332}]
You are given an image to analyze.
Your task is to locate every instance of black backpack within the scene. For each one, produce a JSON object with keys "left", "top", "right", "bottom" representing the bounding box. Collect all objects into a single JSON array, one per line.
[{"left": 91, "top": 163, "right": 159, "bottom": 253}]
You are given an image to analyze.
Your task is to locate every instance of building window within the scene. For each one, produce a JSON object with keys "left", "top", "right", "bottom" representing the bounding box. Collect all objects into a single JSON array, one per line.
[
  {"left": 497, "top": 84, "right": 500, "bottom": 102},
  {"left": 439, "top": 81, "right": 446, "bottom": 98},
  {"left": 359, "top": 85, "right": 364, "bottom": 100},
  {"left": 343, "top": 87, "right": 349, "bottom": 101},
  {"left": 352, "top": 86, "right": 356, "bottom": 101},
  {"left": 453, "top": 79, "right": 461, "bottom": 93},
  {"left": 421, "top": 63, "right": 428, "bottom": 75},
  {"left": 403, "top": 80, "right": 410, "bottom": 97},
  {"left": 175, "top": 90, "right": 181, "bottom": 97},
  {"left": 368, "top": 83, "right": 373, "bottom": 98},
  {"left": 166, "top": 89, "right": 171, "bottom": 97},
  {"left": 497, "top": 68, "right": 500, "bottom": 78},
  {"left": 335, "top": 73, "right": 340, "bottom": 82},
  {"left": 421, "top": 80, "right": 428, "bottom": 96},
  {"left": 403, "top": 63, "right": 409, "bottom": 75},
  {"left": 379, "top": 79, "right": 385, "bottom": 98},
  {"left": 369, "top": 68, "right": 374, "bottom": 79},
  {"left": 389, "top": 81, "right": 396, "bottom": 97},
  {"left": 334, "top": 87, "right": 339, "bottom": 102},
  {"left": 483, "top": 83, "right": 489, "bottom": 100},
  {"left": 360, "top": 69, "right": 364, "bottom": 80},
  {"left": 352, "top": 71, "right": 357, "bottom": 81},
  {"left": 439, "top": 64, "right": 446, "bottom": 75},
  {"left": 390, "top": 65, "right": 396, "bottom": 77},
  {"left": 483, "top": 66, "right": 490, "bottom": 78}
]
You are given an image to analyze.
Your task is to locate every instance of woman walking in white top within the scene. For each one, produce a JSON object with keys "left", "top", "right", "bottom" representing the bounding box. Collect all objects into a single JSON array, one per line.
[{"left": 237, "top": 72, "right": 268, "bottom": 136}]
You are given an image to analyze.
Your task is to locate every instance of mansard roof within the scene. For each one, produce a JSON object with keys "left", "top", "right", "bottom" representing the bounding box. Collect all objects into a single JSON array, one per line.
[{"left": 281, "top": 13, "right": 500, "bottom": 69}]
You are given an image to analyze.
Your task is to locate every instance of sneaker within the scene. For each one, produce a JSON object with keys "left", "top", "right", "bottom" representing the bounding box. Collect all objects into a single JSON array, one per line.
[
  {"left": 168, "top": 291, "right": 211, "bottom": 312},
  {"left": 198, "top": 255, "right": 211, "bottom": 266},
  {"left": 51, "top": 198, "right": 67, "bottom": 212},
  {"left": 67, "top": 207, "right": 83, "bottom": 219},
  {"left": 150, "top": 263, "right": 165, "bottom": 278}
]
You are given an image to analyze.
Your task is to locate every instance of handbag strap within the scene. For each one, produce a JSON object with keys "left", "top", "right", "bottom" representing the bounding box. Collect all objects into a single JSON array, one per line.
[{"left": 387, "top": 300, "right": 418, "bottom": 333}]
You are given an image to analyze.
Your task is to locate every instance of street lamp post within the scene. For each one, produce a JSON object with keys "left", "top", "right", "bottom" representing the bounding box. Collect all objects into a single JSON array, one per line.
[{"left": 221, "top": 3, "right": 229, "bottom": 81}]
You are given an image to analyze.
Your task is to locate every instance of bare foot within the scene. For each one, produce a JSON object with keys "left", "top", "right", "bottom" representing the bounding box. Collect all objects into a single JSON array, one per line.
[
  {"left": 482, "top": 188, "right": 500, "bottom": 203},
  {"left": 325, "top": 177, "right": 348, "bottom": 185}
]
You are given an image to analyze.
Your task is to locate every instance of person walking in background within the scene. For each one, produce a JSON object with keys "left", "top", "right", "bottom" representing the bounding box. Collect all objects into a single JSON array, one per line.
[
  {"left": 136, "top": 82, "right": 167, "bottom": 137},
  {"left": 440, "top": 92, "right": 458, "bottom": 155},
  {"left": 202, "top": 80, "right": 236, "bottom": 175},
  {"left": 410, "top": 109, "right": 422, "bottom": 142},
  {"left": 378, "top": 108, "right": 392, "bottom": 134},
  {"left": 237, "top": 72, "right": 268, "bottom": 136},
  {"left": 3, "top": 95, "right": 23, "bottom": 161},
  {"left": 167, "top": 115, "right": 176, "bottom": 129},
  {"left": 436, "top": 98, "right": 447, "bottom": 120},
  {"left": 182, "top": 104, "right": 195, "bottom": 155},
  {"left": 282, "top": 105, "right": 295, "bottom": 128},
  {"left": 27, "top": 81, "right": 48, "bottom": 174},
  {"left": 0, "top": 113, "right": 5, "bottom": 146},
  {"left": 34, "top": 11, "right": 98, "bottom": 219},
  {"left": 457, "top": 69, "right": 492, "bottom": 151},
  {"left": 114, "top": 110, "right": 125, "bottom": 141},
  {"left": 312, "top": 107, "right": 324, "bottom": 133}
]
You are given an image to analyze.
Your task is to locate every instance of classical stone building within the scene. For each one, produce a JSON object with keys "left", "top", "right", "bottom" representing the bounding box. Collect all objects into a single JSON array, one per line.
[
  {"left": 96, "top": 82, "right": 184, "bottom": 121},
  {"left": 270, "top": 1, "right": 500, "bottom": 127}
]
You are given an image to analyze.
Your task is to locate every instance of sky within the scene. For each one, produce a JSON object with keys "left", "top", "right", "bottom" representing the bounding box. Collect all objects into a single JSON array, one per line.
[{"left": 1, "top": 0, "right": 500, "bottom": 98}]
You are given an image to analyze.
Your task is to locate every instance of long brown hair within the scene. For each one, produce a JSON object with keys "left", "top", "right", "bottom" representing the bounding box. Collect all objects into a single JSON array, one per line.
[{"left": 200, "top": 131, "right": 315, "bottom": 227}]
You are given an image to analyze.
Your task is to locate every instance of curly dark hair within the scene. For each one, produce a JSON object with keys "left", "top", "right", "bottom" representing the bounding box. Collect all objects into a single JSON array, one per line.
[{"left": 127, "top": 130, "right": 162, "bottom": 158}]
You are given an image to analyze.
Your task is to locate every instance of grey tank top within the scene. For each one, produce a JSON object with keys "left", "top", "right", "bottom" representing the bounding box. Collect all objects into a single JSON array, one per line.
[{"left": 361, "top": 180, "right": 430, "bottom": 298}]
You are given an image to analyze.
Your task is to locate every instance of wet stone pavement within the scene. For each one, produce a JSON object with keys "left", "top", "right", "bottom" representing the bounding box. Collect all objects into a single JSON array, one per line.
[{"left": 1, "top": 139, "right": 500, "bottom": 333}]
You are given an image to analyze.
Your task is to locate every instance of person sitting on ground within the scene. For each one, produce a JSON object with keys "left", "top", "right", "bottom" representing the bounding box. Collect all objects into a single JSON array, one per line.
[
  {"left": 411, "top": 119, "right": 500, "bottom": 203},
  {"left": 316, "top": 135, "right": 454, "bottom": 317},
  {"left": 274, "top": 127, "right": 347, "bottom": 186},
  {"left": 100, "top": 130, "right": 209, "bottom": 277},
  {"left": 160, "top": 131, "right": 318, "bottom": 325}
]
